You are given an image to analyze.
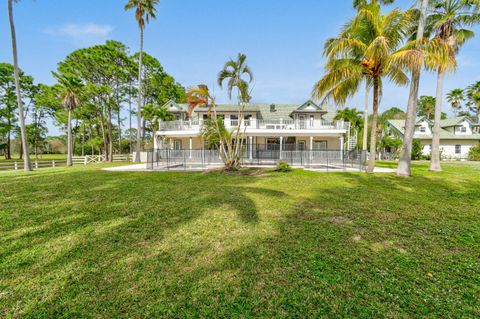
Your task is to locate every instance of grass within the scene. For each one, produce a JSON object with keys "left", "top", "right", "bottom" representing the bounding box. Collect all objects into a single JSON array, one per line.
[{"left": 1, "top": 162, "right": 479, "bottom": 318}]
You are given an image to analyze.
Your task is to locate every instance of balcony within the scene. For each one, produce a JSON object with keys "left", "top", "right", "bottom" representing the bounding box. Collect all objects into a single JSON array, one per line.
[{"left": 159, "top": 119, "right": 348, "bottom": 131}]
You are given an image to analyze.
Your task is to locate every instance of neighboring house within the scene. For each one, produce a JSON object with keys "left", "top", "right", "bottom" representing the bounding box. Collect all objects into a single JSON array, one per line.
[
  {"left": 153, "top": 100, "right": 359, "bottom": 165},
  {"left": 387, "top": 116, "right": 480, "bottom": 159}
]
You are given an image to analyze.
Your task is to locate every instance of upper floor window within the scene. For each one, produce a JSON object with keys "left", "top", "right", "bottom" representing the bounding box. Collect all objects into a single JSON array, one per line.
[
  {"left": 230, "top": 115, "right": 239, "bottom": 126},
  {"left": 420, "top": 126, "right": 426, "bottom": 133},
  {"left": 455, "top": 145, "right": 461, "bottom": 154},
  {"left": 460, "top": 126, "right": 467, "bottom": 133}
]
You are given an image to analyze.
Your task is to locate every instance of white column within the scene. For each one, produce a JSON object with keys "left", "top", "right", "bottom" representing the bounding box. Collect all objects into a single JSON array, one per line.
[
  {"left": 310, "top": 136, "right": 314, "bottom": 162},
  {"left": 249, "top": 136, "right": 253, "bottom": 161},
  {"left": 280, "top": 136, "right": 283, "bottom": 159},
  {"left": 189, "top": 137, "right": 193, "bottom": 159},
  {"left": 340, "top": 136, "right": 344, "bottom": 160}
]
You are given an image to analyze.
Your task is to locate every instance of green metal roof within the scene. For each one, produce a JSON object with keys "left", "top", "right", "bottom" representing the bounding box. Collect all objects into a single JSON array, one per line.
[
  {"left": 165, "top": 100, "right": 337, "bottom": 121},
  {"left": 387, "top": 118, "right": 480, "bottom": 140}
]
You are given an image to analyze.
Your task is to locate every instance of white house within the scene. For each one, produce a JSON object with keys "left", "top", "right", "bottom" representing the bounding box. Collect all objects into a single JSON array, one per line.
[
  {"left": 150, "top": 100, "right": 364, "bottom": 169},
  {"left": 387, "top": 116, "right": 480, "bottom": 159}
]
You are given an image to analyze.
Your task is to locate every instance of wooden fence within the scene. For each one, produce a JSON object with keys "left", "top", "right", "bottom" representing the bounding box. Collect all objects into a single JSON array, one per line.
[{"left": 0, "top": 154, "right": 132, "bottom": 172}]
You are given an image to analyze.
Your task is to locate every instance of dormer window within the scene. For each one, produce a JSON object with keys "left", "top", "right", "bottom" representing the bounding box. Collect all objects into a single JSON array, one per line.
[
  {"left": 460, "top": 126, "right": 467, "bottom": 133},
  {"left": 420, "top": 126, "right": 426, "bottom": 133}
]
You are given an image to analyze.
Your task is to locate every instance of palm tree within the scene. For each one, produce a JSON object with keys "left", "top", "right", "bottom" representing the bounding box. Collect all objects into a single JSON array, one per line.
[
  {"left": 8, "top": 0, "right": 31, "bottom": 171},
  {"left": 353, "top": 0, "right": 394, "bottom": 8},
  {"left": 54, "top": 73, "right": 83, "bottom": 167},
  {"left": 427, "top": 0, "right": 478, "bottom": 172},
  {"left": 217, "top": 53, "right": 253, "bottom": 169},
  {"left": 466, "top": 81, "right": 480, "bottom": 127},
  {"left": 446, "top": 88, "right": 465, "bottom": 115},
  {"left": 397, "top": 0, "right": 430, "bottom": 177},
  {"left": 313, "top": 3, "right": 420, "bottom": 173},
  {"left": 141, "top": 103, "right": 173, "bottom": 133},
  {"left": 418, "top": 95, "right": 437, "bottom": 119},
  {"left": 125, "top": 0, "right": 159, "bottom": 162}
]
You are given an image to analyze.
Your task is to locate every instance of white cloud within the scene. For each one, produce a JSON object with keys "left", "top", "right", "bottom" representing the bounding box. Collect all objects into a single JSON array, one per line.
[{"left": 44, "top": 23, "right": 114, "bottom": 44}]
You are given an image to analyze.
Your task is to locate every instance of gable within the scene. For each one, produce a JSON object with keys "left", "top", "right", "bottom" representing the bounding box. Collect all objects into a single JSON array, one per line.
[
  {"left": 163, "top": 99, "right": 185, "bottom": 113},
  {"left": 295, "top": 100, "right": 324, "bottom": 112}
]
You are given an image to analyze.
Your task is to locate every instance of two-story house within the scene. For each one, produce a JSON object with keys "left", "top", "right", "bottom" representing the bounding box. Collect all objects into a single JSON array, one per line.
[
  {"left": 153, "top": 100, "right": 358, "bottom": 166},
  {"left": 386, "top": 116, "right": 480, "bottom": 159}
]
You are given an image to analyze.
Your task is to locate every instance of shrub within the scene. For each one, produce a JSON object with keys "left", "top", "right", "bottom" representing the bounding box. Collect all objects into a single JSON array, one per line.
[
  {"left": 411, "top": 139, "right": 423, "bottom": 160},
  {"left": 275, "top": 161, "right": 292, "bottom": 172},
  {"left": 468, "top": 145, "right": 480, "bottom": 161}
]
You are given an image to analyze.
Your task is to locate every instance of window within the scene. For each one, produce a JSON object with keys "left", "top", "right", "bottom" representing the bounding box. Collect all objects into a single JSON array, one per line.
[
  {"left": 297, "top": 141, "right": 306, "bottom": 151},
  {"left": 230, "top": 115, "right": 239, "bottom": 126},
  {"left": 244, "top": 115, "right": 252, "bottom": 126},
  {"left": 460, "top": 126, "right": 467, "bottom": 133},
  {"left": 267, "top": 138, "right": 280, "bottom": 151},
  {"left": 420, "top": 126, "right": 426, "bottom": 133},
  {"left": 455, "top": 145, "right": 461, "bottom": 154},
  {"left": 313, "top": 141, "right": 327, "bottom": 151},
  {"left": 174, "top": 140, "right": 182, "bottom": 150},
  {"left": 310, "top": 115, "right": 315, "bottom": 128}
]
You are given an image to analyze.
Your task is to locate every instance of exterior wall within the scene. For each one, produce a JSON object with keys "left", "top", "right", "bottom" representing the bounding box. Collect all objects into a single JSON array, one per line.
[
  {"left": 157, "top": 136, "right": 343, "bottom": 150},
  {"left": 415, "top": 121, "right": 432, "bottom": 135},
  {"left": 420, "top": 139, "right": 479, "bottom": 159}
]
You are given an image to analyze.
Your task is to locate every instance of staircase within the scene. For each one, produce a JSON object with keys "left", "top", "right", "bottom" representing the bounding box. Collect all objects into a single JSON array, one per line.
[{"left": 348, "top": 129, "right": 358, "bottom": 150}]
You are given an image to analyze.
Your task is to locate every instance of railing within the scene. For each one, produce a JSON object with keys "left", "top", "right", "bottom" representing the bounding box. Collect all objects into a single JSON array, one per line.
[
  {"left": 146, "top": 147, "right": 366, "bottom": 171},
  {"left": 158, "top": 119, "right": 348, "bottom": 131}
]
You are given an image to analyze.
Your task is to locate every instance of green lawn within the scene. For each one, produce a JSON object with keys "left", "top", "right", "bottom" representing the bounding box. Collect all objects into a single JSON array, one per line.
[
  {"left": 1, "top": 163, "right": 479, "bottom": 318},
  {"left": 0, "top": 154, "right": 67, "bottom": 163}
]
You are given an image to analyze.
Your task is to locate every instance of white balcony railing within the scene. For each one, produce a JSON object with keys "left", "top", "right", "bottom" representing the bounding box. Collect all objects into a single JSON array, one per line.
[{"left": 159, "top": 119, "right": 348, "bottom": 131}]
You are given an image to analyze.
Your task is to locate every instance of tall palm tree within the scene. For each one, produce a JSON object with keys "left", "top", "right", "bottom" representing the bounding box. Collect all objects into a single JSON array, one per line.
[
  {"left": 8, "top": 0, "right": 31, "bottom": 171},
  {"left": 446, "top": 88, "right": 465, "bottom": 115},
  {"left": 418, "top": 95, "right": 437, "bottom": 119},
  {"left": 352, "top": 1, "right": 393, "bottom": 152},
  {"left": 125, "top": 0, "right": 159, "bottom": 162},
  {"left": 427, "top": 0, "right": 478, "bottom": 172},
  {"left": 397, "top": 0, "right": 430, "bottom": 177},
  {"left": 54, "top": 73, "right": 83, "bottom": 167},
  {"left": 217, "top": 53, "right": 253, "bottom": 169},
  {"left": 313, "top": 3, "right": 420, "bottom": 173}
]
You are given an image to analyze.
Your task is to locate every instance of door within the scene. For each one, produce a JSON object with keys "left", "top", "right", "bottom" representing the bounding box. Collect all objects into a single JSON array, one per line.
[{"left": 299, "top": 115, "right": 306, "bottom": 129}]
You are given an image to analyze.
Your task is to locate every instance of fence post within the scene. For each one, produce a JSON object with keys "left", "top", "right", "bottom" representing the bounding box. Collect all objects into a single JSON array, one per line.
[
  {"left": 52, "top": 160, "right": 56, "bottom": 168},
  {"left": 14, "top": 161, "right": 18, "bottom": 171},
  {"left": 35, "top": 160, "right": 38, "bottom": 169},
  {"left": 84, "top": 156, "right": 88, "bottom": 165}
]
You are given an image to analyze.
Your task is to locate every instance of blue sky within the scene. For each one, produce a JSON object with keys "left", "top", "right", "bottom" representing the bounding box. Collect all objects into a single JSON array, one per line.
[{"left": 1, "top": 0, "right": 480, "bottom": 135}]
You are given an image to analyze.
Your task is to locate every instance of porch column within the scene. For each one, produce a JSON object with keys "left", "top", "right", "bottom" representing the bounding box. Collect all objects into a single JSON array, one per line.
[
  {"left": 169, "top": 138, "right": 173, "bottom": 150},
  {"left": 340, "top": 136, "right": 344, "bottom": 160},
  {"left": 189, "top": 137, "right": 193, "bottom": 159},
  {"left": 280, "top": 136, "right": 283, "bottom": 160},
  {"left": 249, "top": 136, "right": 253, "bottom": 161},
  {"left": 310, "top": 136, "right": 314, "bottom": 162}
]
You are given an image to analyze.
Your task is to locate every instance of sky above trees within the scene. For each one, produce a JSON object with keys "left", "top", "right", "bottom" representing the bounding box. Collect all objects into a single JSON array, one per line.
[{"left": 1, "top": 0, "right": 479, "bottom": 135}]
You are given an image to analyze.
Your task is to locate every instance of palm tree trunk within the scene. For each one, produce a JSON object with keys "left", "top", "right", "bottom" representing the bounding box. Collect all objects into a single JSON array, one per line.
[
  {"left": 430, "top": 68, "right": 445, "bottom": 172},
  {"left": 129, "top": 86, "right": 133, "bottom": 153},
  {"left": 134, "top": 28, "right": 144, "bottom": 163},
  {"left": 118, "top": 108, "right": 122, "bottom": 154},
  {"left": 67, "top": 109, "right": 73, "bottom": 166},
  {"left": 397, "top": 0, "right": 429, "bottom": 177},
  {"left": 8, "top": 0, "right": 31, "bottom": 172},
  {"left": 367, "top": 78, "right": 379, "bottom": 173},
  {"left": 362, "top": 82, "right": 369, "bottom": 151}
]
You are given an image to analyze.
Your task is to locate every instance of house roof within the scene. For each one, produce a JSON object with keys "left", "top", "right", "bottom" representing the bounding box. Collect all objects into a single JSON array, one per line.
[
  {"left": 439, "top": 116, "right": 474, "bottom": 127},
  {"left": 164, "top": 100, "right": 337, "bottom": 121},
  {"left": 387, "top": 118, "right": 480, "bottom": 140}
]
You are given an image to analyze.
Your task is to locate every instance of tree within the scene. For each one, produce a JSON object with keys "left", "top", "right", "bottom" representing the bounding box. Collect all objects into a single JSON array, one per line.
[
  {"left": 446, "top": 88, "right": 465, "bottom": 115},
  {"left": 8, "top": 0, "right": 31, "bottom": 171},
  {"left": 397, "top": 0, "right": 430, "bottom": 177},
  {"left": 427, "top": 0, "right": 478, "bottom": 172},
  {"left": 466, "top": 81, "right": 480, "bottom": 127},
  {"left": 334, "top": 108, "right": 364, "bottom": 149},
  {"left": 417, "top": 96, "right": 436, "bottom": 119},
  {"left": 353, "top": 0, "right": 395, "bottom": 9},
  {"left": 217, "top": 53, "right": 254, "bottom": 170},
  {"left": 124, "top": 0, "right": 160, "bottom": 162},
  {"left": 313, "top": 3, "right": 426, "bottom": 173},
  {"left": 54, "top": 73, "right": 83, "bottom": 166},
  {"left": 141, "top": 103, "right": 173, "bottom": 133}
]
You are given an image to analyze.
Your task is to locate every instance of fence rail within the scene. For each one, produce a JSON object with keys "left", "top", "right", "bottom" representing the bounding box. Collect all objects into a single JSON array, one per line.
[
  {"left": 146, "top": 148, "right": 366, "bottom": 171},
  {"left": 0, "top": 154, "right": 132, "bottom": 172}
]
